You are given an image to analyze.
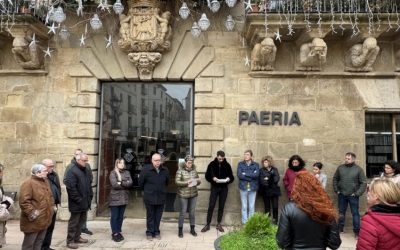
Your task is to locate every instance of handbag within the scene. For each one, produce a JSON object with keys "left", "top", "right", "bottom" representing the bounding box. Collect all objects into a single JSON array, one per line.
[{"left": 0, "top": 206, "right": 10, "bottom": 221}]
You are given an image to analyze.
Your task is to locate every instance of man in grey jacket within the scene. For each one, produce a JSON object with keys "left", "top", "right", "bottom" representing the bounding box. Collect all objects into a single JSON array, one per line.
[{"left": 333, "top": 152, "right": 367, "bottom": 239}]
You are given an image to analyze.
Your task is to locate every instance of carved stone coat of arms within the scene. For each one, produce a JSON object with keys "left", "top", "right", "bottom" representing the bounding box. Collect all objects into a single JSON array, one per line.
[{"left": 118, "top": 0, "right": 172, "bottom": 80}]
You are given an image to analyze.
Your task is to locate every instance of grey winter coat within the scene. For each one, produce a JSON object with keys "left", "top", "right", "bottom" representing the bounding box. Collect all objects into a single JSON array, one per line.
[
  {"left": 109, "top": 169, "right": 132, "bottom": 207},
  {"left": 175, "top": 163, "right": 201, "bottom": 199},
  {"left": 333, "top": 163, "right": 367, "bottom": 197}
]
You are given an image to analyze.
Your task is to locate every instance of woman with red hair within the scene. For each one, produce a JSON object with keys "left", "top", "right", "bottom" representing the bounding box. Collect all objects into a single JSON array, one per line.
[{"left": 276, "top": 171, "right": 341, "bottom": 249}]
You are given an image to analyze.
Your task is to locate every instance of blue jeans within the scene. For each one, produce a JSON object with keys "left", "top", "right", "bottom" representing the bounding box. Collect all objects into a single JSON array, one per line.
[
  {"left": 178, "top": 196, "right": 197, "bottom": 227},
  {"left": 110, "top": 205, "right": 126, "bottom": 234},
  {"left": 338, "top": 194, "right": 360, "bottom": 234},
  {"left": 239, "top": 190, "right": 256, "bottom": 224}
]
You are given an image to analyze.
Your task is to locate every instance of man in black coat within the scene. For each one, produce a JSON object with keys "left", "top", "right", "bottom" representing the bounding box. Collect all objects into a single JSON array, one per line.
[
  {"left": 201, "top": 150, "right": 234, "bottom": 233},
  {"left": 41, "top": 159, "right": 61, "bottom": 250},
  {"left": 139, "top": 153, "right": 169, "bottom": 240},
  {"left": 64, "top": 153, "right": 93, "bottom": 249}
]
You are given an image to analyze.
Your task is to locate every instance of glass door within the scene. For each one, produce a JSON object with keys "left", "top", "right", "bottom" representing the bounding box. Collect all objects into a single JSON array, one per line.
[{"left": 98, "top": 82, "right": 193, "bottom": 217}]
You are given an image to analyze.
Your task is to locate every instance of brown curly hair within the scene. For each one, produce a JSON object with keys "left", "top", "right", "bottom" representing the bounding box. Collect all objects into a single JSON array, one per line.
[{"left": 292, "top": 171, "right": 338, "bottom": 224}]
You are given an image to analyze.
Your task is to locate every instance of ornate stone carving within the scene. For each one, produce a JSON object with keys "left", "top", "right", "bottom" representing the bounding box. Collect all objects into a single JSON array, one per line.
[
  {"left": 118, "top": 0, "right": 172, "bottom": 79},
  {"left": 128, "top": 52, "right": 162, "bottom": 80},
  {"left": 8, "top": 28, "right": 44, "bottom": 70},
  {"left": 297, "top": 38, "right": 327, "bottom": 71},
  {"left": 250, "top": 37, "right": 276, "bottom": 71},
  {"left": 345, "top": 37, "right": 380, "bottom": 72}
]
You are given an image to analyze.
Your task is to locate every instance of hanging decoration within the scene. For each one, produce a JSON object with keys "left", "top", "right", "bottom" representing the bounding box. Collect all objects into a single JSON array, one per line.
[
  {"left": 179, "top": 2, "right": 191, "bottom": 19},
  {"left": 225, "top": 15, "right": 235, "bottom": 31},
  {"left": 209, "top": 0, "right": 221, "bottom": 13},
  {"left": 43, "top": 47, "right": 54, "bottom": 58},
  {"left": 191, "top": 22, "right": 202, "bottom": 37},
  {"left": 198, "top": 13, "right": 210, "bottom": 31},
  {"left": 113, "top": 0, "right": 124, "bottom": 15},
  {"left": 226, "top": 0, "right": 237, "bottom": 8},
  {"left": 105, "top": 34, "right": 112, "bottom": 49},
  {"left": 52, "top": 6, "right": 66, "bottom": 24},
  {"left": 59, "top": 26, "right": 70, "bottom": 40},
  {"left": 90, "top": 14, "right": 103, "bottom": 30}
]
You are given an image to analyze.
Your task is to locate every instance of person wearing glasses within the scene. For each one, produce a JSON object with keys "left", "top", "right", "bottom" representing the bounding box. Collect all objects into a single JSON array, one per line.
[
  {"left": 41, "top": 159, "right": 61, "bottom": 250},
  {"left": 19, "top": 164, "right": 54, "bottom": 250},
  {"left": 63, "top": 149, "right": 93, "bottom": 236},
  {"left": 64, "top": 153, "right": 93, "bottom": 249},
  {"left": 139, "top": 153, "right": 169, "bottom": 241}
]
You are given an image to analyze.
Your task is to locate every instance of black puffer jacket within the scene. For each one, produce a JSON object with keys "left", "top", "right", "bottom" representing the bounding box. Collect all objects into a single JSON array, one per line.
[
  {"left": 109, "top": 169, "right": 132, "bottom": 206},
  {"left": 276, "top": 202, "right": 341, "bottom": 250},
  {"left": 65, "top": 163, "right": 93, "bottom": 212},
  {"left": 259, "top": 166, "right": 281, "bottom": 197},
  {"left": 205, "top": 158, "right": 234, "bottom": 187},
  {"left": 139, "top": 164, "right": 169, "bottom": 205}
]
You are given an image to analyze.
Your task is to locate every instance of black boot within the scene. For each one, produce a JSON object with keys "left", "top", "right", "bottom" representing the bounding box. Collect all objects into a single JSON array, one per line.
[
  {"left": 190, "top": 225, "right": 197, "bottom": 237},
  {"left": 178, "top": 227, "right": 183, "bottom": 238}
]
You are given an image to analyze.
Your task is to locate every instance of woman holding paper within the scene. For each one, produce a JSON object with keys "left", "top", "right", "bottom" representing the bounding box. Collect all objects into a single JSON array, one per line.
[{"left": 175, "top": 155, "right": 201, "bottom": 238}]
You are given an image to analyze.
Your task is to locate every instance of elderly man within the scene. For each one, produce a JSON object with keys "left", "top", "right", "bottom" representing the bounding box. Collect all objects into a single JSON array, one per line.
[
  {"left": 64, "top": 153, "right": 93, "bottom": 249},
  {"left": 41, "top": 159, "right": 61, "bottom": 250},
  {"left": 19, "top": 164, "right": 54, "bottom": 250},
  {"left": 64, "top": 149, "right": 93, "bottom": 236},
  {"left": 139, "top": 153, "right": 169, "bottom": 240}
]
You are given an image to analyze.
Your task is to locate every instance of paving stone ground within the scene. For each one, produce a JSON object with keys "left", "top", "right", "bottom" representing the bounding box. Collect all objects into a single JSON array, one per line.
[{"left": 4, "top": 219, "right": 356, "bottom": 249}]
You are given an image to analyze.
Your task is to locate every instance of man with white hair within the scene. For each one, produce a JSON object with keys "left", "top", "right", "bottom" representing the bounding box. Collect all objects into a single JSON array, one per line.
[
  {"left": 19, "top": 164, "right": 54, "bottom": 250},
  {"left": 64, "top": 153, "right": 93, "bottom": 249},
  {"left": 41, "top": 159, "right": 61, "bottom": 250}
]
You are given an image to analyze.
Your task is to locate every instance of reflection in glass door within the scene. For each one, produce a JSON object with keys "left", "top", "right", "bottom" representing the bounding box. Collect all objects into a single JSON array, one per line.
[{"left": 98, "top": 82, "right": 193, "bottom": 218}]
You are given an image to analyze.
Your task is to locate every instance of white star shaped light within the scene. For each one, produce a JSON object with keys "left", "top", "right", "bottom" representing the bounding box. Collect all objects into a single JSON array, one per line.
[
  {"left": 47, "top": 22, "right": 58, "bottom": 34},
  {"left": 105, "top": 35, "right": 112, "bottom": 49},
  {"left": 274, "top": 30, "right": 282, "bottom": 42},
  {"left": 244, "top": 0, "right": 252, "bottom": 11},
  {"left": 79, "top": 34, "right": 86, "bottom": 47},
  {"left": 244, "top": 55, "right": 251, "bottom": 67},
  {"left": 43, "top": 47, "right": 54, "bottom": 58},
  {"left": 29, "top": 33, "right": 37, "bottom": 47}
]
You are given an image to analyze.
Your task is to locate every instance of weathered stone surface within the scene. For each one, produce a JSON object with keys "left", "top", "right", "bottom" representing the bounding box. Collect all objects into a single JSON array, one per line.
[
  {"left": 322, "top": 143, "right": 354, "bottom": 161},
  {"left": 195, "top": 109, "right": 212, "bottom": 124},
  {"left": 194, "top": 141, "right": 212, "bottom": 157},
  {"left": 0, "top": 123, "right": 15, "bottom": 139},
  {"left": 195, "top": 78, "right": 213, "bottom": 93},
  {"left": 32, "top": 107, "right": 75, "bottom": 123},
  {"left": 68, "top": 64, "right": 94, "bottom": 77},
  {"left": 238, "top": 78, "right": 254, "bottom": 94},
  {"left": 293, "top": 78, "right": 318, "bottom": 96},
  {"left": 195, "top": 94, "right": 224, "bottom": 108},
  {"left": 77, "top": 139, "right": 99, "bottom": 154},
  {"left": 298, "top": 144, "right": 323, "bottom": 162},
  {"left": 287, "top": 95, "right": 316, "bottom": 110},
  {"left": 80, "top": 48, "right": 110, "bottom": 80},
  {"left": 213, "top": 77, "right": 238, "bottom": 94},
  {"left": 75, "top": 93, "right": 100, "bottom": 108},
  {"left": 214, "top": 109, "right": 237, "bottom": 125},
  {"left": 231, "top": 95, "right": 260, "bottom": 109},
  {"left": 66, "top": 124, "right": 99, "bottom": 139},
  {"left": 183, "top": 47, "right": 215, "bottom": 80},
  {"left": 0, "top": 107, "right": 32, "bottom": 122},
  {"left": 269, "top": 142, "right": 297, "bottom": 160},
  {"left": 6, "top": 94, "right": 23, "bottom": 107},
  {"left": 16, "top": 123, "right": 38, "bottom": 138},
  {"left": 200, "top": 62, "right": 225, "bottom": 77},
  {"left": 51, "top": 77, "right": 77, "bottom": 93},
  {"left": 79, "top": 78, "right": 100, "bottom": 93},
  {"left": 195, "top": 125, "right": 223, "bottom": 140},
  {"left": 78, "top": 108, "right": 100, "bottom": 123}
]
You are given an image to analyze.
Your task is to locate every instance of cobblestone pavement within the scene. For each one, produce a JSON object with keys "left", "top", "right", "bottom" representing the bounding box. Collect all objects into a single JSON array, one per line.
[{"left": 4, "top": 219, "right": 356, "bottom": 249}]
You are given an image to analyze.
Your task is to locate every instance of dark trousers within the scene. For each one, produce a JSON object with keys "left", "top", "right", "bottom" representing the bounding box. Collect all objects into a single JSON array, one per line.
[
  {"left": 67, "top": 211, "right": 87, "bottom": 244},
  {"left": 41, "top": 210, "right": 57, "bottom": 250},
  {"left": 110, "top": 205, "right": 126, "bottom": 234},
  {"left": 145, "top": 203, "right": 164, "bottom": 236},
  {"left": 22, "top": 229, "right": 47, "bottom": 250},
  {"left": 262, "top": 193, "right": 279, "bottom": 222},
  {"left": 206, "top": 186, "right": 228, "bottom": 225},
  {"left": 338, "top": 194, "right": 360, "bottom": 234}
]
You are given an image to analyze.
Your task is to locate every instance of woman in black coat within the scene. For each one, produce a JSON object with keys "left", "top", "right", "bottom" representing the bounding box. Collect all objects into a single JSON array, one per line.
[
  {"left": 276, "top": 172, "right": 341, "bottom": 250},
  {"left": 259, "top": 155, "right": 281, "bottom": 224}
]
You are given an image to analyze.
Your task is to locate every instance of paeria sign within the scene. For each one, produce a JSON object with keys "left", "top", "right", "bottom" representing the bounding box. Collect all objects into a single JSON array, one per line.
[{"left": 239, "top": 111, "right": 301, "bottom": 126}]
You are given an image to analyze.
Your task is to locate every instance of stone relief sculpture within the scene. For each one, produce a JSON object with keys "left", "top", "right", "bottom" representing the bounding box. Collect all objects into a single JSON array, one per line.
[
  {"left": 297, "top": 38, "right": 327, "bottom": 71},
  {"left": 345, "top": 37, "right": 380, "bottom": 72},
  {"left": 118, "top": 0, "right": 172, "bottom": 80},
  {"left": 11, "top": 33, "right": 43, "bottom": 70},
  {"left": 250, "top": 37, "right": 276, "bottom": 71},
  {"left": 395, "top": 49, "right": 400, "bottom": 72}
]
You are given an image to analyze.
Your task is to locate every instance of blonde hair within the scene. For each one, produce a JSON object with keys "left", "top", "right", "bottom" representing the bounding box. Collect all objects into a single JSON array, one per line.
[
  {"left": 369, "top": 178, "right": 400, "bottom": 205},
  {"left": 114, "top": 158, "right": 125, "bottom": 182}
]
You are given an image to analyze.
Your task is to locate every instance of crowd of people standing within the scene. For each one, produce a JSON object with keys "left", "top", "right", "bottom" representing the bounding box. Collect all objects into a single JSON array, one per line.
[{"left": 0, "top": 147, "right": 398, "bottom": 249}]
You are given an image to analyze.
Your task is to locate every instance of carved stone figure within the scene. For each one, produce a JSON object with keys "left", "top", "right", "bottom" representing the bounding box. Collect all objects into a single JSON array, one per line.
[
  {"left": 345, "top": 37, "right": 380, "bottom": 72},
  {"left": 128, "top": 52, "right": 162, "bottom": 80},
  {"left": 297, "top": 37, "right": 327, "bottom": 71},
  {"left": 11, "top": 33, "right": 43, "bottom": 70},
  {"left": 250, "top": 37, "right": 276, "bottom": 71},
  {"left": 118, "top": 0, "right": 172, "bottom": 80}
]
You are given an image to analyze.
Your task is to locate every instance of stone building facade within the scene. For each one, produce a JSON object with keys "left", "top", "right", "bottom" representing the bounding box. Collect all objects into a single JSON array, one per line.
[{"left": 0, "top": 1, "right": 399, "bottom": 225}]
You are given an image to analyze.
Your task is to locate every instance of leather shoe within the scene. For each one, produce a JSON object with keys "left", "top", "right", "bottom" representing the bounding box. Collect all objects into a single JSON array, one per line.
[
  {"left": 216, "top": 224, "right": 225, "bottom": 232},
  {"left": 201, "top": 224, "right": 210, "bottom": 233},
  {"left": 154, "top": 234, "right": 161, "bottom": 240},
  {"left": 67, "top": 243, "right": 79, "bottom": 249},
  {"left": 75, "top": 237, "right": 89, "bottom": 244}
]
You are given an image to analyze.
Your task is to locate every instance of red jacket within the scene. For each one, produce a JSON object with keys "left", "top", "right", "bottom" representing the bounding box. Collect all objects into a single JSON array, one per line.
[
  {"left": 283, "top": 168, "right": 306, "bottom": 199},
  {"left": 356, "top": 204, "right": 400, "bottom": 250}
]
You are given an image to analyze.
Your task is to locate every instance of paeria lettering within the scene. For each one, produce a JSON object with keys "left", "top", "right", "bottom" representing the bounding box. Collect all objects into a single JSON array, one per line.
[{"left": 239, "top": 111, "right": 301, "bottom": 126}]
